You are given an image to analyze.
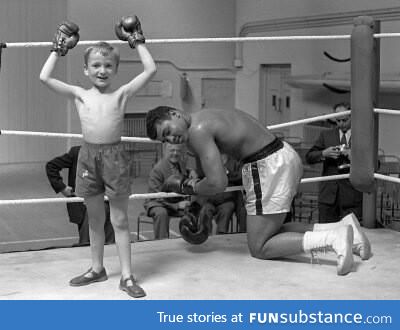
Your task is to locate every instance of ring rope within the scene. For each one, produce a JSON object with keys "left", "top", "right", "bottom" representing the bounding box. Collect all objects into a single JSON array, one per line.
[
  {"left": 4, "top": 32, "right": 400, "bottom": 50},
  {"left": 374, "top": 32, "right": 400, "bottom": 39},
  {"left": 5, "top": 32, "right": 400, "bottom": 49},
  {"left": 300, "top": 173, "right": 349, "bottom": 183},
  {"left": 267, "top": 111, "right": 351, "bottom": 130},
  {"left": 374, "top": 173, "right": 400, "bottom": 184},
  {"left": 0, "top": 111, "right": 351, "bottom": 141},
  {"left": 0, "top": 130, "right": 156, "bottom": 143},
  {"left": 374, "top": 108, "right": 400, "bottom": 116},
  {"left": 4, "top": 173, "right": 399, "bottom": 206},
  {"left": 3, "top": 35, "right": 352, "bottom": 49},
  {"left": 0, "top": 174, "right": 349, "bottom": 206},
  {"left": 0, "top": 192, "right": 179, "bottom": 206}
]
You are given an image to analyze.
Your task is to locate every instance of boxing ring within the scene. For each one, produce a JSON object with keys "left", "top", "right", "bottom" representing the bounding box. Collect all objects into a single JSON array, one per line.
[{"left": 0, "top": 16, "right": 399, "bottom": 299}]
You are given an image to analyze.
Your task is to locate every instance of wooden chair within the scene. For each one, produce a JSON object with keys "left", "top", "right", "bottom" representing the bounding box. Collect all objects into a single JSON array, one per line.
[
  {"left": 136, "top": 211, "right": 181, "bottom": 241},
  {"left": 376, "top": 155, "right": 400, "bottom": 226}
]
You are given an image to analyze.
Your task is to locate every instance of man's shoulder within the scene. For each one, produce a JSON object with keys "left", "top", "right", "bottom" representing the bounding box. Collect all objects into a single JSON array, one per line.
[
  {"left": 191, "top": 108, "right": 228, "bottom": 133},
  {"left": 70, "top": 145, "right": 81, "bottom": 153},
  {"left": 152, "top": 158, "right": 169, "bottom": 171},
  {"left": 320, "top": 127, "right": 338, "bottom": 136}
]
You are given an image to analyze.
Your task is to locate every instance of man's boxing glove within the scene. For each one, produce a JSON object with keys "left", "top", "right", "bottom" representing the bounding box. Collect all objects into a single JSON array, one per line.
[
  {"left": 115, "top": 15, "right": 145, "bottom": 49},
  {"left": 179, "top": 213, "right": 209, "bottom": 245},
  {"left": 51, "top": 21, "right": 80, "bottom": 56},
  {"left": 162, "top": 174, "right": 199, "bottom": 195}
]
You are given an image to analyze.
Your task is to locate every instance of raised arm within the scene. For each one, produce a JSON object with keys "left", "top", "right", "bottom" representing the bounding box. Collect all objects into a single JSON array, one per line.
[
  {"left": 39, "top": 21, "right": 82, "bottom": 99},
  {"left": 39, "top": 52, "right": 79, "bottom": 98},
  {"left": 122, "top": 44, "right": 157, "bottom": 96},
  {"left": 114, "top": 16, "right": 157, "bottom": 99}
]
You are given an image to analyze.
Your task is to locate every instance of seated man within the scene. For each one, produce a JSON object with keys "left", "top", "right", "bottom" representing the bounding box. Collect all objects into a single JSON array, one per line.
[{"left": 144, "top": 143, "right": 197, "bottom": 239}]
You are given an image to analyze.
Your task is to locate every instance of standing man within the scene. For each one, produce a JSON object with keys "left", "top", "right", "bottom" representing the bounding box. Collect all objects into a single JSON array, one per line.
[
  {"left": 305, "top": 102, "right": 363, "bottom": 223},
  {"left": 46, "top": 146, "right": 115, "bottom": 246}
]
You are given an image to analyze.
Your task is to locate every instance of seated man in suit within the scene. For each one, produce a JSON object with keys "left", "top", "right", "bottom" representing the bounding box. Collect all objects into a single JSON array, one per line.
[
  {"left": 46, "top": 146, "right": 115, "bottom": 246},
  {"left": 144, "top": 143, "right": 197, "bottom": 239},
  {"left": 305, "top": 102, "right": 363, "bottom": 223}
]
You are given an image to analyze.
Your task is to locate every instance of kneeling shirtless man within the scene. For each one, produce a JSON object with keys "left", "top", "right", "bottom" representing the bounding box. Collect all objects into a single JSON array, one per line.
[{"left": 146, "top": 106, "right": 371, "bottom": 275}]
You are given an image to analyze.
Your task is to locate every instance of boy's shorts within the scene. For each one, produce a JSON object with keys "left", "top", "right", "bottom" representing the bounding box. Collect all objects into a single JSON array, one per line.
[
  {"left": 75, "top": 141, "right": 132, "bottom": 199},
  {"left": 241, "top": 139, "right": 303, "bottom": 215}
]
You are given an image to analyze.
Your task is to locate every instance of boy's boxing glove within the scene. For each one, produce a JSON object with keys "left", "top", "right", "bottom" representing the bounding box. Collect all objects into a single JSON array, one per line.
[
  {"left": 115, "top": 15, "right": 145, "bottom": 49},
  {"left": 51, "top": 21, "right": 80, "bottom": 56}
]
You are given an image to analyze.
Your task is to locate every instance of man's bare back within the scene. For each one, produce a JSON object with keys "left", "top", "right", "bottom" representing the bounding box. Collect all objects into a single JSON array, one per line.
[{"left": 188, "top": 108, "right": 276, "bottom": 160}]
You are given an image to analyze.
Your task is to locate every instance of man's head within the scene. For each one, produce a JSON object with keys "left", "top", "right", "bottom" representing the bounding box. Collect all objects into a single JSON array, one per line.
[
  {"left": 146, "top": 106, "right": 189, "bottom": 144},
  {"left": 333, "top": 102, "right": 351, "bottom": 133},
  {"left": 164, "top": 143, "right": 186, "bottom": 164},
  {"left": 83, "top": 42, "right": 120, "bottom": 89}
]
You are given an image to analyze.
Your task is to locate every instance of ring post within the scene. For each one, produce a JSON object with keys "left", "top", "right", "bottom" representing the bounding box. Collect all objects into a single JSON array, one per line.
[
  {"left": 0, "top": 43, "right": 6, "bottom": 72},
  {"left": 350, "top": 16, "right": 380, "bottom": 228}
]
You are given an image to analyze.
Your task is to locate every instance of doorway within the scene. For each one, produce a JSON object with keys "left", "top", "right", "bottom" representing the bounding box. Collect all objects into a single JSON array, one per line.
[{"left": 259, "top": 64, "right": 291, "bottom": 136}]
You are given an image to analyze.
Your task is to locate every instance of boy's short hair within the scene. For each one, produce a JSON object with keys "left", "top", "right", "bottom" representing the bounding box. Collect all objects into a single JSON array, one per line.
[
  {"left": 84, "top": 42, "right": 120, "bottom": 68},
  {"left": 146, "top": 106, "right": 176, "bottom": 140}
]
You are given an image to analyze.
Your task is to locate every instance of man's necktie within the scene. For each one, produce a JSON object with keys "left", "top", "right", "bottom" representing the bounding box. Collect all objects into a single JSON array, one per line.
[
  {"left": 173, "top": 163, "right": 182, "bottom": 175},
  {"left": 340, "top": 133, "right": 347, "bottom": 146}
]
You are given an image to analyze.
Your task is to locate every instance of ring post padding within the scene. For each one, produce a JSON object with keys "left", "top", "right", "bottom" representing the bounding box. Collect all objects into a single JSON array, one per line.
[
  {"left": 0, "top": 43, "right": 6, "bottom": 72},
  {"left": 350, "top": 16, "right": 376, "bottom": 193}
]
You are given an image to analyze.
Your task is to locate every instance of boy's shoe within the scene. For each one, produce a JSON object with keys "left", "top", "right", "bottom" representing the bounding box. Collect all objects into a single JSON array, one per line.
[
  {"left": 69, "top": 267, "right": 108, "bottom": 287},
  {"left": 119, "top": 275, "right": 146, "bottom": 298}
]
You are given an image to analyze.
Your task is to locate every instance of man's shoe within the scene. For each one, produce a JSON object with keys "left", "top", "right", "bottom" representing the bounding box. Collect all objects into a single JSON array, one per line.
[
  {"left": 303, "top": 226, "right": 354, "bottom": 276},
  {"left": 69, "top": 268, "right": 108, "bottom": 287},
  {"left": 329, "top": 226, "right": 354, "bottom": 275},
  {"left": 341, "top": 213, "right": 372, "bottom": 260},
  {"left": 119, "top": 275, "right": 146, "bottom": 298},
  {"left": 313, "top": 213, "right": 372, "bottom": 260}
]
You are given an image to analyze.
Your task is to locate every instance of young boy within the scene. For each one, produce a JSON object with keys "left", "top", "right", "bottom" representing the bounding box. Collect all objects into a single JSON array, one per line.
[
  {"left": 40, "top": 16, "right": 156, "bottom": 298},
  {"left": 146, "top": 106, "right": 371, "bottom": 276}
]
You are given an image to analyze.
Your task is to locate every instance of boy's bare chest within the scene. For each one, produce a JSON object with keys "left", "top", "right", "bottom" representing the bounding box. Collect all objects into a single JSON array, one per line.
[{"left": 77, "top": 93, "right": 121, "bottom": 113}]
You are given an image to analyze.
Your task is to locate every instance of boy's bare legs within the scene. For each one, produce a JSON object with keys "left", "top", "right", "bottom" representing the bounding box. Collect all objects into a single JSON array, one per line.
[
  {"left": 109, "top": 196, "right": 146, "bottom": 298},
  {"left": 85, "top": 194, "right": 107, "bottom": 272},
  {"left": 246, "top": 213, "right": 354, "bottom": 275},
  {"left": 69, "top": 194, "right": 108, "bottom": 287},
  {"left": 108, "top": 196, "right": 131, "bottom": 279}
]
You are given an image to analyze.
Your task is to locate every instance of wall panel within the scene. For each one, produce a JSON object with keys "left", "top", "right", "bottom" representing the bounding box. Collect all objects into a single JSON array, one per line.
[{"left": 0, "top": 0, "right": 68, "bottom": 163}]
